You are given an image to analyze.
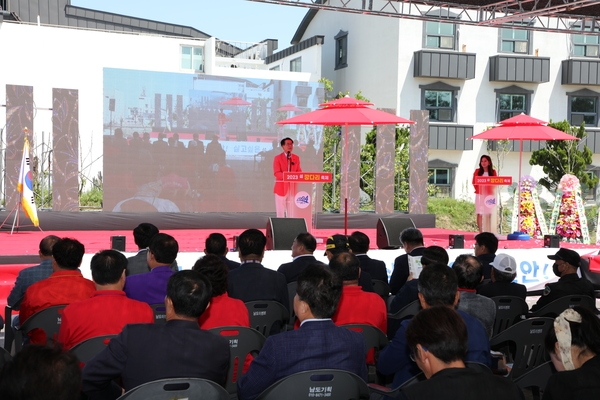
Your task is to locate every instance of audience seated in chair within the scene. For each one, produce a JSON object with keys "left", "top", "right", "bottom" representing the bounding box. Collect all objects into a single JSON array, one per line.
[
  {"left": 236, "top": 264, "right": 367, "bottom": 400},
  {"left": 473, "top": 232, "right": 498, "bottom": 280},
  {"left": 0, "top": 344, "right": 82, "bottom": 400},
  {"left": 324, "top": 234, "right": 373, "bottom": 292},
  {"left": 228, "top": 229, "right": 289, "bottom": 317},
  {"left": 58, "top": 250, "right": 154, "bottom": 349},
  {"left": 277, "top": 233, "right": 323, "bottom": 283},
  {"left": 543, "top": 306, "right": 600, "bottom": 399},
  {"left": 530, "top": 248, "right": 595, "bottom": 312},
  {"left": 125, "top": 233, "right": 178, "bottom": 305},
  {"left": 378, "top": 263, "right": 491, "bottom": 389},
  {"left": 193, "top": 254, "right": 250, "bottom": 329},
  {"left": 452, "top": 254, "right": 497, "bottom": 339},
  {"left": 348, "top": 231, "right": 388, "bottom": 283},
  {"left": 204, "top": 232, "right": 241, "bottom": 271},
  {"left": 390, "top": 228, "right": 425, "bottom": 295},
  {"left": 477, "top": 254, "right": 527, "bottom": 300},
  {"left": 398, "top": 306, "right": 524, "bottom": 400},
  {"left": 126, "top": 223, "right": 178, "bottom": 276},
  {"left": 82, "top": 270, "right": 230, "bottom": 400},
  {"left": 19, "top": 238, "right": 96, "bottom": 344}
]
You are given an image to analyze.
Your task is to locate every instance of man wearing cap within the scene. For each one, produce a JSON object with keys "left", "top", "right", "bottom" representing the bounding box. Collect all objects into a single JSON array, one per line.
[
  {"left": 477, "top": 254, "right": 527, "bottom": 300},
  {"left": 530, "top": 248, "right": 595, "bottom": 312},
  {"left": 324, "top": 234, "right": 373, "bottom": 292}
]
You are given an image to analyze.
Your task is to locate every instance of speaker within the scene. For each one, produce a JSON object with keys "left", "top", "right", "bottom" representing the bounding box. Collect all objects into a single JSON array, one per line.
[
  {"left": 376, "top": 217, "right": 416, "bottom": 249},
  {"left": 111, "top": 236, "right": 126, "bottom": 251},
  {"left": 544, "top": 235, "right": 561, "bottom": 248},
  {"left": 449, "top": 234, "right": 464, "bottom": 249},
  {"left": 266, "top": 218, "right": 308, "bottom": 250}
]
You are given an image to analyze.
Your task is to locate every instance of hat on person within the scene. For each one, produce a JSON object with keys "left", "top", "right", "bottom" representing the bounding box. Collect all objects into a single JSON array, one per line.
[
  {"left": 547, "top": 248, "right": 581, "bottom": 268},
  {"left": 490, "top": 253, "right": 517, "bottom": 274},
  {"left": 325, "top": 234, "right": 349, "bottom": 256}
]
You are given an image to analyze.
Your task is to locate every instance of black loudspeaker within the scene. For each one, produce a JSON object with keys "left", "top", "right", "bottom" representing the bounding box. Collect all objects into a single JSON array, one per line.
[
  {"left": 376, "top": 217, "right": 416, "bottom": 249},
  {"left": 266, "top": 218, "right": 308, "bottom": 250},
  {"left": 449, "top": 234, "right": 464, "bottom": 249},
  {"left": 111, "top": 236, "right": 126, "bottom": 251},
  {"left": 544, "top": 235, "right": 561, "bottom": 248}
]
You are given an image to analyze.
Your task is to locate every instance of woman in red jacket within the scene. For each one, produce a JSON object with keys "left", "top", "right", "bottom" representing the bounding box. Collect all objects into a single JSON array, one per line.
[{"left": 472, "top": 155, "right": 497, "bottom": 232}]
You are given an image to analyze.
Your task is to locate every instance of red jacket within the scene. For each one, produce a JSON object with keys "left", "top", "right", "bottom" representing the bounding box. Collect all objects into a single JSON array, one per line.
[{"left": 273, "top": 151, "right": 302, "bottom": 196}]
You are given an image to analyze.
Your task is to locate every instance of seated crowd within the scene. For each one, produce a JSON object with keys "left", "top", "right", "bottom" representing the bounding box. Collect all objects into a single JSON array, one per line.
[{"left": 1, "top": 225, "right": 599, "bottom": 400}]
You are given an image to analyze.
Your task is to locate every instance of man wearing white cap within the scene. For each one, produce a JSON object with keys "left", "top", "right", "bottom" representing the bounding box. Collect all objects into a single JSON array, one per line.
[{"left": 477, "top": 254, "right": 527, "bottom": 300}]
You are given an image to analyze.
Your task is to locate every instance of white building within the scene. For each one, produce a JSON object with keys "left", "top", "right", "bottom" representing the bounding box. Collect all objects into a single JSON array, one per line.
[{"left": 283, "top": 0, "right": 600, "bottom": 203}]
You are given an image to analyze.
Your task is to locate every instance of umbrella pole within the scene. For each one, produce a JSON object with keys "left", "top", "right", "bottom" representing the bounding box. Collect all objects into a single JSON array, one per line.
[{"left": 344, "top": 123, "right": 349, "bottom": 236}]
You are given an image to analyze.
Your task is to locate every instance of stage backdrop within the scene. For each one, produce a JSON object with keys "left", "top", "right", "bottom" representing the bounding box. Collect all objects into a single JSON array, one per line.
[{"left": 103, "top": 68, "right": 324, "bottom": 213}]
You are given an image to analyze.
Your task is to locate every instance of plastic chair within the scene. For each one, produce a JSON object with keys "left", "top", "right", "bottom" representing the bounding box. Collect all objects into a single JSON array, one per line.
[
  {"left": 490, "top": 296, "right": 529, "bottom": 336},
  {"left": 208, "top": 326, "right": 266, "bottom": 396},
  {"left": 245, "top": 301, "right": 289, "bottom": 337},
  {"left": 489, "top": 317, "right": 554, "bottom": 380},
  {"left": 341, "top": 324, "right": 389, "bottom": 384},
  {"left": 0, "top": 347, "right": 12, "bottom": 369},
  {"left": 287, "top": 281, "right": 298, "bottom": 329},
  {"left": 372, "top": 280, "right": 391, "bottom": 301},
  {"left": 255, "top": 369, "right": 370, "bottom": 400},
  {"left": 368, "top": 371, "right": 425, "bottom": 398},
  {"left": 528, "top": 295, "right": 597, "bottom": 319},
  {"left": 14, "top": 304, "right": 67, "bottom": 352},
  {"left": 387, "top": 299, "right": 420, "bottom": 340},
  {"left": 514, "top": 361, "right": 556, "bottom": 400},
  {"left": 70, "top": 334, "right": 115, "bottom": 364},
  {"left": 117, "top": 377, "right": 230, "bottom": 400},
  {"left": 150, "top": 303, "right": 167, "bottom": 325}
]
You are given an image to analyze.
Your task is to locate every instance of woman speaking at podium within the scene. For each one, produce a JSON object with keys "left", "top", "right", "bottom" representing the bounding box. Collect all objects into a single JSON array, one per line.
[{"left": 472, "top": 155, "right": 497, "bottom": 232}]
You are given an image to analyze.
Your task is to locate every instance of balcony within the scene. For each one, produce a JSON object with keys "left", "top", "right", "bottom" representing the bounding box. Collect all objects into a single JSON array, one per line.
[
  {"left": 562, "top": 59, "right": 600, "bottom": 86},
  {"left": 414, "top": 50, "right": 476, "bottom": 80}
]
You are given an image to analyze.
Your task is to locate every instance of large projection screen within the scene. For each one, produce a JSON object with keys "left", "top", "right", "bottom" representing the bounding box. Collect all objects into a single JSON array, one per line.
[{"left": 103, "top": 69, "right": 324, "bottom": 213}]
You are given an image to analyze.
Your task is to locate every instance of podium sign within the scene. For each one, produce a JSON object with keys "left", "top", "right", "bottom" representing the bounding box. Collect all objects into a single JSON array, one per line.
[
  {"left": 282, "top": 172, "right": 331, "bottom": 233},
  {"left": 473, "top": 176, "right": 513, "bottom": 185},
  {"left": 284, "top": 172, "right": 332, "bottom": 183}
]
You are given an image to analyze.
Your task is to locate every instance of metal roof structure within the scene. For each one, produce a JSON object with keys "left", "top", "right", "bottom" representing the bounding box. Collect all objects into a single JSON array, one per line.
[{"left": 249, "top": 0, "right": 600, "bottom": 41}]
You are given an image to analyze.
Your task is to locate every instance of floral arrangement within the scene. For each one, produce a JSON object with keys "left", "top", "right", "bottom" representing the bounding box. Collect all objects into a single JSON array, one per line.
[
  {"left": 555, "top": 174, "right": 582, "bottom": 240},
  {"left": 518, "top": 176, "right": 543, "bottom": 237}
]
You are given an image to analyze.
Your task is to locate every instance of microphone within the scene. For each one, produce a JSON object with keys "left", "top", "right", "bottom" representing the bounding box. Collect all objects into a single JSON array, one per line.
[{"left": 287, "top": 151, "right": 291, "bottom": 159}]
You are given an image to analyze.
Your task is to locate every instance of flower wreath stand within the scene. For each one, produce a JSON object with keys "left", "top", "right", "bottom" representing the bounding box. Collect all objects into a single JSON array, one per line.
[
  {"left": 510, "top": 175, "right": 548, "bottom": 238},
  {"left": 549, "top": 174, "right": 590, "bottom": 244}
]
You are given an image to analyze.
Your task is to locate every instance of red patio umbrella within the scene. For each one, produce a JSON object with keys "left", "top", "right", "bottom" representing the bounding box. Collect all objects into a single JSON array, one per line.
[
  {"left": 470, "top": 113, "right": 578, "bottom": 236},
  {"left": 277, "top": 103, "right": 303, "bottom": 113},
  {"left": 219, "top": 97, "right": 251, "bottom": 106},
  {"left": 278, "top": 96, "right": 415, "bottom": 234}
]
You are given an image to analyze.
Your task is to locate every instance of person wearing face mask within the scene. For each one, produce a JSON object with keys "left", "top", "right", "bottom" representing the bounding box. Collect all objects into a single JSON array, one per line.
[
  {"left": 543, "top": 306, "right": 600, "bottom": 400},
  {"left": 529, "top": 248, "right": 595, "bottom": 312}
]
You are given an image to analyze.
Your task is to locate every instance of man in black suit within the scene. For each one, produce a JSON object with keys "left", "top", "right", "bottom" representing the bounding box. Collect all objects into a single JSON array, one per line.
[
  {"left": 390, "top": 228, "right": 425, "bottom": 295},
  {"left": 205, "top": 232, "right": 240, "bottom": 271},
  {"left": 348, "top": 230, "right": 388, "bottom": 283},
  {"left": 277, "top": 232, "right": 322, "bottom": 283},
  {"left": 237, "top": 264, "right": 367, "bottom": 400},
  {"left": 228, "top": 229, "right": 289, "bottom": 312},
  {"left": 474, "top": 232, "right": 498, "bottom": 280},
  {"left": 82, "top": 271, "right": 230, "bottom": 400},
  {"left": 126, "top": 223, "right": 177, "bottom": 275}
]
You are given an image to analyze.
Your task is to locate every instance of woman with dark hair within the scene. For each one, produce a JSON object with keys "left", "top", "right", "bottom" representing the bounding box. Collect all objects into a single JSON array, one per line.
[
  {"left": 543, "top": 306, "right": 600, "bottom": 399},
  {"left": 472, "top": 155, "right": 497, "bottom": 232}
]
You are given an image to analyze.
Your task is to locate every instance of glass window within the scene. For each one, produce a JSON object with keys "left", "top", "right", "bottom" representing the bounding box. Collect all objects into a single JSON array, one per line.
[
  {"left": 428, "top": 168, "right": 450, "bottom": 185},
  {"left": 290, "top": 57, "right": 302, "bottom": 72},
  {"left": 180, "top": 46, "right": 203, "bottom": 72},
  {"left": 570, "top": 96, "right": 597, "bottom": 126},
  {"left": 572, "top": 25, "right": 600, "bottom": 57},
  {"left": 498, "top": 94, "right": 526, "bottom": 121},
  {"left": 500, "top": 28, "right": 529, "bottom": 53},
  {"left": 425, "top": 21, "right": 455, "bottom": 49},
  {"left": 270, "top": 65, "right": 280, "bottom": 71},
  {"left": 335, "top": 34, "right": 348, "bottom": 70},
  {"left": 425, "top": 90, "right": 453, "bottom": 121}
]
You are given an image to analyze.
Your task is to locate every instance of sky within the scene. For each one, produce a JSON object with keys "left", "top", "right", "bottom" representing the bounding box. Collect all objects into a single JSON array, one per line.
[{"left": 72, "top": 0, "right": 309, "bottom": 47}]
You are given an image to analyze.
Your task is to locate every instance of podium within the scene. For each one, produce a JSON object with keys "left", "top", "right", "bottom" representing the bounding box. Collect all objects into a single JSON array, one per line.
[
  {"left": 283, "top": 172, "right": 332, "bottom": 232},
  {"left": 473, "top": 176, "right": 513, "bottom": 233}
]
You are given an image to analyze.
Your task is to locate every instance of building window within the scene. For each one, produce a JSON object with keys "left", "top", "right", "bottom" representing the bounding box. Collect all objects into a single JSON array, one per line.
[
  {"left": 494, "top": 86, "right": 532, "bottom": 123},
  {"left": 572, "top": 24, "right": 600, "bottom": 57},
  {"left": 427, "top": 161, "right": 456, "bottom": 197},
  {"left": 424, "top": 90, "right": 453, "bottom": 121},
  {"left": 334, "top": 30, "right": 348, "bottom": 70},
  {"left": 500, "top": 27, "right": 530, "bottom": 54},
  {"left": 270, "top": 65, "right": 280, "bottom": 71},
  {"left": 570, "top": 96, "right": 598, "bottom": 126},
  {"left": 425, "top": 21, "right": 456, "bottom": 49},
  {"left": 180, "top": 46, "right": 203, "bottom": 72},
  {"left": 290, "top": 57, "right": 302, "bottom": 72}
]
